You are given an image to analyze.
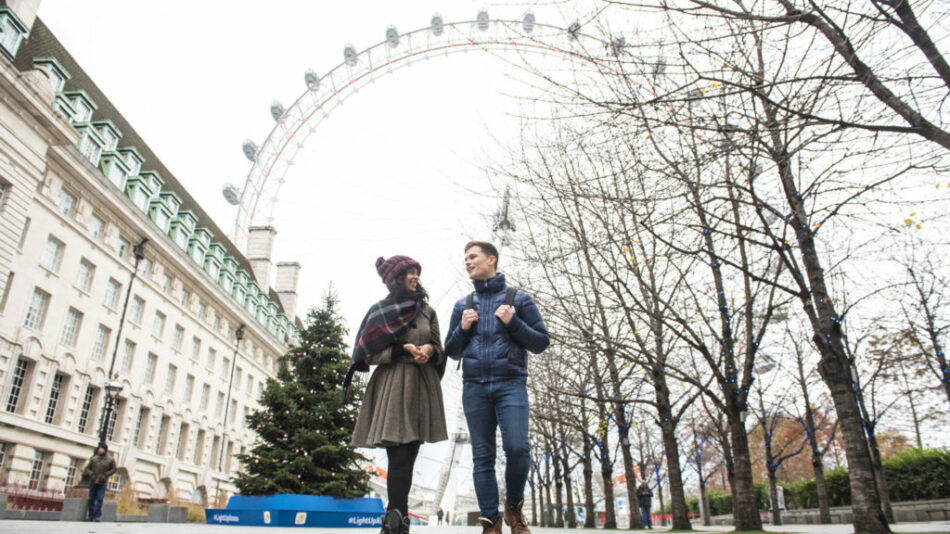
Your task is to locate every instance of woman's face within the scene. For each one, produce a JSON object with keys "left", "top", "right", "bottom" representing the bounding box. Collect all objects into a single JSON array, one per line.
[{"left": 403, "top": 267, "right": 420, "bottom": 292}]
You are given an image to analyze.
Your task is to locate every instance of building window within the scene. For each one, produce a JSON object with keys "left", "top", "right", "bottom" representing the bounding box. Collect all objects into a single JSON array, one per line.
[
  {"left": 161, "top": 273, "right": 171, "bottom": 293},
  {"left": 191, "top": 337, "right": 201, "bottom": 362},
  {"left": 75, "top": 258, "right": 95, "bottom": 292},
  {"left": 60, "top": 308, "right": 83, "bottom": 347},
  {"left": 132, "top": 407, "right": 149, "bottom": 447},
  {"left": 151, "top": 311, "right": 166, "bottom": 339},
  {"left": 130, "top": 295, "right": 145, "bottom": 324},
  {"left": 206, "top": 347, "right": 216, "bottom": 371},
  {"left": 89, "top": 214, "right": 105, "bottom": 239},
  {"left": 103, "top": 278, "right": 121, "bottom": 308},
  {"left": 220, "top": 357, "right": 230, "bottom": 380},
  {"left": 245, "top": 375, "right": 254, "bottom": 396},
  {"left": 77, "top": 386, "right": 97, "bottom": 433},
  {"left": 44, "top": 373, "right": 66, "bottom": 424},
  {"left": 65, "top": 457, "right": 81, "bottom": 488},
  {"left": 0, "top": 271, "right": 13, "bottom": 314},
  {"left": 199, "top": 384, "right": 210, "bottom": 411},
  {"left": 215, "top": 392, "right": 225, "bottom": 417},
  {"left": 172, "top": 324, "right": 184, "bottom": 350},
  {"left": 144, "top": 353, "right": 157, "bottom": 384},
  {"left": 0, "top": 12, "right": 27, "bottom": 57},
  {"left": 41, "top": 236, "right": 65, "bottom": 272},
  {"left": 106, "top": 472, "right": 122, "bottom": 492},
  {"left": 117, "top": 236, "right": 129, "bottom": 260},
  {"left": 180, "top": 288, "right": 190, "bottom": 308},
  {"left": 57, "top": 189, "right": 76, "bottom": 217},
  {"left": 210, "top": 435, "right": 221, "bottom": 468},
  {"left": 105, "top": 399, "right": 121, "bottom": 441},
  {"left": 184, "top": 374, "right": 194, "bottom": 403},
  {"left": 165, "top": 364, "right": 177, "bottom": 395},
  {"left": 139, "top": 257, "right": 152, "bottom": 277},
  {"left": 6, "top": 358, "right": 30, "bottom": 412},
  {"left": 193, "top": 430, "right": 205, "bottom": 464},
  {"left": 91, "top": 325, "right": 111, "bottom": 361},
  {"left": 198, "top": 301, "right": 207, "bottom": 321},
  {"left": 235, "top": 368, "right": 243, "bottom": 391},
  {"left": 28, "top": 450, "right": 50, "bottom": 490},
  {"left": 24, "top": 287, "right": 50, "bottom": 329},
  {"left": 121, "top": 340, "right": 136, "bottom": 372},
  {"left": 78, "top": 132, "right": 103, "bottom": 163},
  {"left": 155, "top": 415, "right": 169, "bottom": 454},
  {"left": 176, "top": 422, "right": 189, "bottom": 460},
  {"left": 0, "top": 180, "right": 7, "bottom": 210}
]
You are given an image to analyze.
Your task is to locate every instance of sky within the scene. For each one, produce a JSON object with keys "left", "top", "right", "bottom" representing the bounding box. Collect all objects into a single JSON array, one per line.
[{"left": 36, "top": 0, "right": 606, "bottom": 501}]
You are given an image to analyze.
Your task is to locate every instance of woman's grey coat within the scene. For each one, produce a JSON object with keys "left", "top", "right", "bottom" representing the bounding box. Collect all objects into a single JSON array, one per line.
[{"left": 351, "top": 303, "right": 448, "bottom": 448}]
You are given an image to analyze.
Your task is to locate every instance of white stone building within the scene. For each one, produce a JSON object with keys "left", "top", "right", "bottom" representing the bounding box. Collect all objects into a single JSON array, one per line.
[{"left": 0, "top": 0, "right": 300, "bottom": 504}]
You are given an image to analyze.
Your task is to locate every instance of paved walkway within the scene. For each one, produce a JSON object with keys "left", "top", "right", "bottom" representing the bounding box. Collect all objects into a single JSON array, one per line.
[{"left": 0, "top": 521, "right": 948, "bottom": 533}]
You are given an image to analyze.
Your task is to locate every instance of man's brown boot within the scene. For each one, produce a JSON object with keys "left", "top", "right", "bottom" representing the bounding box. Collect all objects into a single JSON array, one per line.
[
  {"left": 504, "top": 501, "right": 531, "bottom": 534},
  {"left": 478, "top": 516, "right": 504, "bottom": 534}
]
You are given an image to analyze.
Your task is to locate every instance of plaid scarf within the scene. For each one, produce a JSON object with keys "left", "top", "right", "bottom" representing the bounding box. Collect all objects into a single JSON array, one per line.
[{"left": 343, "top": 297, "right": 421, "bottom": 400}]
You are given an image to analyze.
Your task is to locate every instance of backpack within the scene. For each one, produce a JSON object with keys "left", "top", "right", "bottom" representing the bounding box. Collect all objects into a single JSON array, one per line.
[{"left": 457, "top": 287, "right": 518, "bottom": 370}]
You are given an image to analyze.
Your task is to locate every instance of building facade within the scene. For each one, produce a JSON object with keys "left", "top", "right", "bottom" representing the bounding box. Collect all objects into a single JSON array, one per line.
[{"left": 0, "top": 1, "right": 300, "bottom": 503}]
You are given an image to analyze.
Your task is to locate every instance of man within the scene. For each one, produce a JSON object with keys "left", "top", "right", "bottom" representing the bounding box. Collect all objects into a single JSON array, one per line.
[
  {"left": 82, "top": 442, "right": 116, "bottom": 522},
  {"left": 445, "top": 241, "right": 550, "bottom": 534},
  {"left": 438, "top": 508, "right": 444, "bottom": 526},
  {"left": 636, "top": 481, "right": 654, "bottom": 529}
]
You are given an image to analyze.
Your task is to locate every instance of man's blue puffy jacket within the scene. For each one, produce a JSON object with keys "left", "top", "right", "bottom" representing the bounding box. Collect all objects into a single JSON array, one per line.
[{"left": 444, "top": 273, "right": 550, "bottom": 383}]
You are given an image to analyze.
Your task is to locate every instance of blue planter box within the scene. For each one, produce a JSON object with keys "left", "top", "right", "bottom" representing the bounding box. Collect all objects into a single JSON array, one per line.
[{"left": 205, "top": 494, "right": 384, "bottom": 527}]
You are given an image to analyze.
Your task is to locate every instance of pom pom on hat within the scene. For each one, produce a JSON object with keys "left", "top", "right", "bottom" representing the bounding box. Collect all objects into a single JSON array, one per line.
[{"left": 375, "top": 255, "right": 421, "bottom": 285}]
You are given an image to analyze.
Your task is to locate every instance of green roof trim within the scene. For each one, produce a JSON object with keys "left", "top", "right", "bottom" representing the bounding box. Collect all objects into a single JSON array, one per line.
[
  {"left": 92, "top": 119, "right": 122, "bottom": 139},
  {"left": 0, "top": 7, "right": 28, "bottom": 33},
  {"left": 63, "top": 89, "right": 98, "bottom": 110},
  {"left": 33, "top": 56, "right": 71, "bottom": 80}
]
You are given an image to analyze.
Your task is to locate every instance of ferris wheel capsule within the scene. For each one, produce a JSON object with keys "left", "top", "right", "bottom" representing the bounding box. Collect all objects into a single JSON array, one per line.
[
  {"left": 523, "top": 11, "right": 536, "bottom": 33},
  {"left": 476, "top": 9, "right": 489, "bottom": 31},
  {"left": 386, "top": 25, "right": 399, "bottom": 47},
  {"left": 222, "top": 183, "right": 241, "bottom": 205},
  {"left": 304, "top": 69, "right": 320, "bottom": 91},
  {"left": 270, "top": 101, "right": 285, "bottom": 121},
  {"left": 242, "top": 139, "right": 258, "bottom": 161},
  {"left": 344, "top": 43, "right": 358, "bottom": 66},
  {"left": 567, "top": 20, "right": 581, "bottom": 39},
  {"left": 431, "top": 13, "right": 444, "bottom": 35}
]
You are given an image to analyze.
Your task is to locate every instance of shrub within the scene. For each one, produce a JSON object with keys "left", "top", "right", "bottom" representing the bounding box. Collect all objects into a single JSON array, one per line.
[{"left": 883, "top": 448, "right": 950, "bottom": 502}]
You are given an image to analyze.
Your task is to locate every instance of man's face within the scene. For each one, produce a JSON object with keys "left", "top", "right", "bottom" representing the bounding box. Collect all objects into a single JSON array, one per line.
[
  {"left": 97, "top": 447, "right": 106, "bottom": 455},
  {"left": 464, "top": 246, "right": 496, "bottom": 280}
]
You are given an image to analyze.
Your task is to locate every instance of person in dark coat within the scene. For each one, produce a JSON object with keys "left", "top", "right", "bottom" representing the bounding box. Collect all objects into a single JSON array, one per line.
[
  {"left": 636, "top": 481, "right": 654, "bottom": 529},
  {"left": 346, "top": 255, "right": 447, "bottom": 534},
  {"left": 82, "top": 442, "right": 116, "bottom": 522},
  {"left": 444, "top": 241, "right": 550, "bottom": 534},
  {"left": 437, "top": 508, "right": 444, "bottom": 526}
]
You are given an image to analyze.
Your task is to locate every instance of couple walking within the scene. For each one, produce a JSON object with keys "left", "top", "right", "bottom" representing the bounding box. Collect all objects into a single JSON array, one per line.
[{"left": 345, "top": 241, "right": 550, "bottom": 534}]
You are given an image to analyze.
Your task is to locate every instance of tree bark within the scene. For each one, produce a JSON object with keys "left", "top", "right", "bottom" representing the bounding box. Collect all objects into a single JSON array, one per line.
[
  {"left": 767, "top": 467, "right": 782, "bottom": 526},
  {"left": 555, "top": 444, "right": 565, "bottom": 528},
  {"left": 728, "top": 412, "right": 763, "bottom": 531},
  {"left": 866, "top": 428, "right": 895, "bottom": 523},
  {"left": 582, "top": 434, "right": 596, "bottom": 528},
  {"left": 654, "top": 375, "right": 692, "bottom": 530},
  {"left": 562, "top": 449, "right": 577, "bottom": 528},
  {"left": 698, "top": 472, "right": 711, "bottom": 526},
  {"left": 813, "top": 456, "right": 832, "bottom": 524},
  {"left": 530, "top": 467, "right": 538, "bottom": 526}
]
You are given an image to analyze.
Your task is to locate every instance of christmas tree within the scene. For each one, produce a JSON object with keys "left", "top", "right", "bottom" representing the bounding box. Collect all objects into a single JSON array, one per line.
[{"left": 233, "top": 294, "right": 370, "bottom": 497}]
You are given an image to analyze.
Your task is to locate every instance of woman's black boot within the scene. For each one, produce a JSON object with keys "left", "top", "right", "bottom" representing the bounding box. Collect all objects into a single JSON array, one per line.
[{"left": 380, "top": 509, "right": 403, "bottom": 534}]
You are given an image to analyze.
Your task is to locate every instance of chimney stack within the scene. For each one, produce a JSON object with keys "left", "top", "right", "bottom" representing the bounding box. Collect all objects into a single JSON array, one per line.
[
  {"left": 275, "top": 262, "right": 301, "bottom": 320},
  {"left": 5, "top": 0, "right": 40, "bottom": 31},
  {"left": 246, "top": 226, "right": 276, "bottom": 295}
]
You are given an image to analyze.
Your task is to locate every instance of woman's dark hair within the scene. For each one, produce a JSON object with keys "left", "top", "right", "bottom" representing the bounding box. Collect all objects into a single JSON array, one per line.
[{"left": 386, "top": 271, "right": 429, "bottom": 302}]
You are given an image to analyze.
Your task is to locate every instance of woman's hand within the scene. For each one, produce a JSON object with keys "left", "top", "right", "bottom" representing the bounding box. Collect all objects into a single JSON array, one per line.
[{"left": 403, "top": 344, "right": 432, "bottom": 364}]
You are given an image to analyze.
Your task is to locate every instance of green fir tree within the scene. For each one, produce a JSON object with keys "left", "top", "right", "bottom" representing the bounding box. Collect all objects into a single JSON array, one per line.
[{"left": 233, "top": 293, "right": 369, "bottom": 497}]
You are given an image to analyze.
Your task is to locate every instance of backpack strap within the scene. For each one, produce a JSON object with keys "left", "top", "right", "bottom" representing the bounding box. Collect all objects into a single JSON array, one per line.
[
  {"left": 458, "top": 292, "right": 476, "bottom": 370},
  {"left": 505, "top": 287, "right": 518, "bottom": 362}
]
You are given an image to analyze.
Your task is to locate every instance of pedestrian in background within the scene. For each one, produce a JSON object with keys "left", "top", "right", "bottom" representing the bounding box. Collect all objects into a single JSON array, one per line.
[
  {"left": 445, "top": 241, "right": 550, "bottom": 534},
  {"left": 438, "top": 508, "right": 444, "bottom": 526},
  {"left": 82, "top": 442, "right": 116, "bottom": 522},
  {"left": 637, "top": 481, "right": 654, "bottom": 529},
  {"left": 346, "top": 255, "right": 448, "bottom": 534}
]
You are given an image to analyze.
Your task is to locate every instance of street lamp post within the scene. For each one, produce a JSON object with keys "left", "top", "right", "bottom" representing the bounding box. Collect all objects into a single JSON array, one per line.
[
  {"left": 98, "top": 238, "right": 148, "bottom": 444},
  {"left": 215, "top": 323, "right": 245, "bottom": 504}
]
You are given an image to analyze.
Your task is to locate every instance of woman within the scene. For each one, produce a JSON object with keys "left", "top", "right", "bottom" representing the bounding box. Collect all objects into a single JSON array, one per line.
[{"left": 345, "top": 255, "right": 447, "bottom": 534}]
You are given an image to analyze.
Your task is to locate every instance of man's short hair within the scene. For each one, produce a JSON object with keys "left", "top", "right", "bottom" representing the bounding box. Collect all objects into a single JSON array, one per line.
[{"left": 465, "top": 240, "right": 500, "bottom": 268}]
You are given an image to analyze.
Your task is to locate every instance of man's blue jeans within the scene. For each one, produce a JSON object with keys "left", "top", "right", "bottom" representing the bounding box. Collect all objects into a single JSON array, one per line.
[
  {"left": 88, "top": 483, "right": 107, "bottom": 520},
  {"left": 463, "top": 379, "right": 530, "bottom": 523},
  {"left": 640, "top": 506, "right": 652, "bottom": 528}
]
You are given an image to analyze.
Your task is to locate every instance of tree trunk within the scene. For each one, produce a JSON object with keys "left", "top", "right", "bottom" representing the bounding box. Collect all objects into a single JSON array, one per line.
[
  {"left": 601, "top": 458, "right": 618, "bottom": 529},
  {"left": 555, "top": 448, "right": 565, "bottom": 528},
  {"left": 530, "top": 467, "right": 538, "bottom": 526},
  {"left": 545, "top": 467, "right": 554, "bottom": 528},
  {"left": 698, "top": 470, "right": 711, "bottom": 526},
  {"left": 767, "top": 468, "right": 782, "bottom": 526},
  {"left": 813, "top": 456, "right": 832, "bottom": 524},
  {"left": 728, "top": 412, "right": 763, "bottom": 530},
  {"left": 866, "top": 429, "right": 895, "bottom": 523},
  {"left": 562, "top": 450, "right": 577, "bottom": 528},
  {"left": 619, "top": 437, "right": 643, "bottom": 529},
  {"left": 656, "top": 477, "right": 666, "bottom": 527},
  {"left": 583, "top": 435, "right": 596, "bottom": 528},
  {"left": 654, "top": 375, "right": 692, "bottom": 530}
]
